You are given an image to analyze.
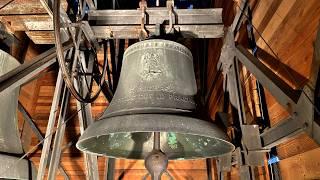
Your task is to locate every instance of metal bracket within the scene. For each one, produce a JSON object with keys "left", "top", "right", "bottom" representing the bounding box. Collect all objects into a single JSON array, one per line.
[
  {"left": 235, "top": 44, "right": 320, "bottom": 146},
  {"left": 88, "top": 8, "right": 223, "bottom": 39},
  {"left": 139, "top": 0, "right": 149, "bottom": 40},
  {"left": 219, "top": 24, "right": 320, "bottom": 169},
  {"left": 166, "top": 0, "right": 175, "bottom": 34}
]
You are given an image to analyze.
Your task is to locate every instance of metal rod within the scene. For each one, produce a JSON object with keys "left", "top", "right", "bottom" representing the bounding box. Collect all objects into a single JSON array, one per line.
[
  {"left": 154, "top": 132, "right": 160, "bottom": 150},
  {"left": 233, "top": 57, "right": 247, "bottom": 125},
  {"left": 106, "top": 158, "right": 115, "bottom": 180},
  {"left": 86, "top": 0, "right": 96, "bottom": 10},
  {"left": 231, "top": 0, "right": 248, "bottom": 33},
  {"left": 245, "top": 6, "right": 270, "bottom": 130},
  {"left": 93, "top": 63, "right": 113, "bottom": 102},
  {"left": 206, "top": 159, "right": 213, "bottom": 180},
  {"left": 18, "top": 102, "right": 70, "bottom": 180},
  {"left": 37, "top": 70, "right": 64, "bottom": 180},
  {"left": 47, "top": 85, "right": 71, "bottom": 179},
  {"left": 75, "top": 52, "right": 99, "bottom": 180},
  {"left": 109, "top": 39, "right": 118, "bottom": 92},
  {"left": 0, "top": 42, "right": 72, "bottom": 93},
  {"left": 104, "top": 40, "right": 113, "bottom": 92}
]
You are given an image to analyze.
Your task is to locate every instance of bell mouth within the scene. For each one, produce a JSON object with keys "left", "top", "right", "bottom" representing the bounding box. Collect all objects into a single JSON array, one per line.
[{"left": 76, "top": 114, "right": 235, "bottom": 160}]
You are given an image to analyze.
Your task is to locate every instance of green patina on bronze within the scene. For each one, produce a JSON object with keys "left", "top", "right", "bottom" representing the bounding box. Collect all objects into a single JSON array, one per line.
[{"left": 167, "top": 132, "right": 178, "bottom": 149}]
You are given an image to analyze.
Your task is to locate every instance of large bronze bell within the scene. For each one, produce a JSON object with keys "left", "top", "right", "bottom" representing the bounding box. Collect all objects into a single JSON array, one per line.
[
  {"left": 0, "top": 50, "right": 37, "bottom": 179},
  {"left": 76, "top": 39, "right": 234, "bottom": 161}
]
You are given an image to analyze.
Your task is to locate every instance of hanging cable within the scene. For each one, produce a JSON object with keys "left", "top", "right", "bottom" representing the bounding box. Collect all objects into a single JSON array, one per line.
[
  {"left": 0, "top": 0, "right": 15, "bottom": 11},
  {"left": 245, "top": 6, "right": 270, "bottom": 130}
]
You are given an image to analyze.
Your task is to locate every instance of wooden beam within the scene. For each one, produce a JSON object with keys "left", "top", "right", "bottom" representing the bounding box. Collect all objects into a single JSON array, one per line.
[
  {"left": 0, "top": 15, "right": 52, "bottom": 31},
  {"left": 279, "top": 147, "right": 320, "bottom": 179},
  {"left": 0, "top": 0, "right": 68, "bottom": 15},
  {"left": 0, "top": 0, "right": 47, "bottom": 15},
  {"left": 26, "top": 31, "right": 55, "bottom": 44}
]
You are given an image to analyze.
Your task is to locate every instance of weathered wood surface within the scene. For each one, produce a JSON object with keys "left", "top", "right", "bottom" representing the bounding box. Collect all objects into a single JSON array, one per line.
[
  {"left": 0, "top": 0, "right": 66, "bottom": 44},
  {"left": 279, "top": 148, "right": 320, "bottom": 180},
  {"left": 252, "top": 0, "right": 320, "bottom": 158}
]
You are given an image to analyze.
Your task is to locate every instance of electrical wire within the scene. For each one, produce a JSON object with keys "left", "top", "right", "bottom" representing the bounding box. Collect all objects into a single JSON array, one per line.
[
  {"left": 235, "top": 3, "right": 320, "bottom": 115},
  {"left": 0, "top": 0, "right": 15, "bottom": 11}
]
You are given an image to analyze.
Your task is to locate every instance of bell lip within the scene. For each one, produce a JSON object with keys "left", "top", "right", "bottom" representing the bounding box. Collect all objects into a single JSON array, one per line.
[
  {"left": 124, "top": 39, "right": 193, "bottom": 61},
  {"left": 104, "top": 107, "right": 192, "bottom": 118},
  {"left": 76, "top": 114, "right": 235, "bottom": 160},
  {"left": 0, "top": 154, "right": 37, "bottom": 179}
]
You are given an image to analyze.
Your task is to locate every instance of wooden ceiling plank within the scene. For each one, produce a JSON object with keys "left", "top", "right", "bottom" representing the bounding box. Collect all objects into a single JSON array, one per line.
[
  {"left": 279, "top": 147, "right": 320, "bottom": 179},
  {"left": 25, "top": 31, "right": 55, "bottom": 44},
  {"left": 0, "top": 0, "right": 48, "bottom": 15}
]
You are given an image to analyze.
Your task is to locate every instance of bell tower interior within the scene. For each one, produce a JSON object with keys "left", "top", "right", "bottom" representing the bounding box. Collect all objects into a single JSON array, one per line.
[{"left": 0, "top": 0, "right": 319, "bottom": 179}]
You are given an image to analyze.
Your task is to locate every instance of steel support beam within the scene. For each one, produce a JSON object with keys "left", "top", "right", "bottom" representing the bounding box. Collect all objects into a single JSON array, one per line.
[
  {"left": 235, "top": 44, "right": 320, "bottom": 146},
  {"left": 75, "top": 52, "right": 99, "bottom": 180},
  {"left": 18, "top": 102, "right": 69, "bottom": 180},
  {"left": 76, "top": 100, "right": 99, "bottom": 180},
  {"left": 0, "top": 42, "right": 73, "bottom": 93},
  {"left": 218, "top": 27, "right": 258, "bottom": 178},
  {"left": 47, "top": 85, "right": 71, "bottom": 179},
  {"left": 37, "top": 70, "right": 64, "bottom": 180},
  {"left": 260, "top": 117, "right": 306, "bottom": 149},
  {"left": 235, "top": 45, "right": 301, "bottom": 108},
  {"left": 86, "top": 0, "right": 96, "bottom": 10},
  {"left": 89, "top": 8, "right": 222, "bottom": 25},
  {"left": 92, "top": 24, "right": 224, "bottom": 39},
  {"left": 105, "top": 158, "right": 115, "bottom": 180},
  {"left": 88, "top": 8, "right": 223, "bottom": 39}
]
